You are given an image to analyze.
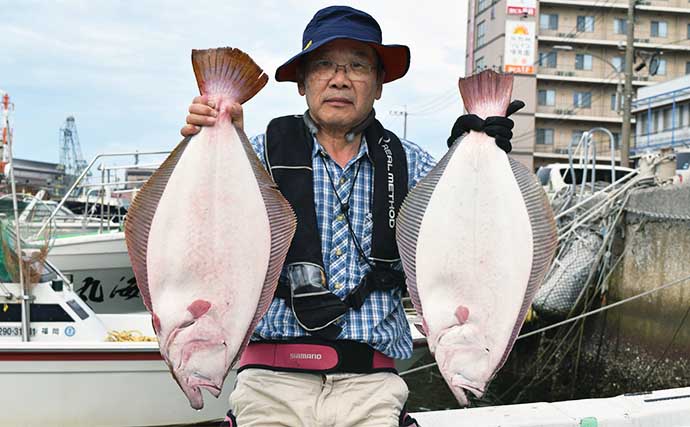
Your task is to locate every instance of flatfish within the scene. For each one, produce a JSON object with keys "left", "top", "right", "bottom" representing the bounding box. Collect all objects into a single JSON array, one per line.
[
  {"left": 124, "top": 47, "right": 296, "bottom": 409},
  {"left": 396, "top": 70, "right": 557, "bottom": 405}
]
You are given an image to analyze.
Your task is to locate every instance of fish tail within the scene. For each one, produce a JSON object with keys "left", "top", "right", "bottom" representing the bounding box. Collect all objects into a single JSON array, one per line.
[
  {"left": 458, "top": 70, "right": 514, "bottom": 119},
  {"left": 191, "top": 47, "right": 268, "bottom": 104}
]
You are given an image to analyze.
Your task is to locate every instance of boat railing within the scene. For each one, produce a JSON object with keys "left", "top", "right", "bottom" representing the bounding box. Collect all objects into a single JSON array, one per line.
[{"left": 34, "top": 151, "right": 170, "bottom": 238}]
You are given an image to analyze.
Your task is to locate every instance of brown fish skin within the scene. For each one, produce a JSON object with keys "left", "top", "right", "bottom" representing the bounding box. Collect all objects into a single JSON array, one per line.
[{"left": 125, "top": 48, "right": 295, "bottom": 410}]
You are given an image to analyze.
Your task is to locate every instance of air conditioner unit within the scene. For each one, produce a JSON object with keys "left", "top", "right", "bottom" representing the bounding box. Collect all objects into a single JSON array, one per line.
[{"left": 555, "top": 108, "right": 575, "bottom": 115}]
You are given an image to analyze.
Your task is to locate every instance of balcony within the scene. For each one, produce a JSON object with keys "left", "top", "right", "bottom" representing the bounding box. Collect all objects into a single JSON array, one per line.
[
  {"left": 539, "top": 0, "right": 690, "bottom": 14},
  {"left": 538, "top": 35, "right": 690, "bottom": 52},
  {"left": 536, "top": 65, "right": 655, "bottom": 86},
  {"left": 536, "top": 104, "right": 628, "bottom": 123},
  {"left": 534, "top": 142, "right": 621, "bottom": 160},
  {"left": 633, "top": 128, "right": 690, "bottom": 153}
]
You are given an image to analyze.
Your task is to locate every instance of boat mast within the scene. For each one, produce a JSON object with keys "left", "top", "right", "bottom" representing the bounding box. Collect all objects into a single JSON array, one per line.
[{"left": 1, "top": 90, "right": 30, "bottom": 341}]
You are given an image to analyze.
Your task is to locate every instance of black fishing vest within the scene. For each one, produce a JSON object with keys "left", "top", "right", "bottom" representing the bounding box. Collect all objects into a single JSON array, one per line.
[
  {"left": 264, "top": 114, "right": 408, "bottom": 272},
  {"left": 263, "top": 114, "right": 408, "bottom": 339}
]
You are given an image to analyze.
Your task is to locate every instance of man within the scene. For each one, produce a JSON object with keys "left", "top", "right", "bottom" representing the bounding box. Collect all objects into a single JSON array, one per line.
[{"left": 182, "top": 6, "right": 518, "bottom": 426}]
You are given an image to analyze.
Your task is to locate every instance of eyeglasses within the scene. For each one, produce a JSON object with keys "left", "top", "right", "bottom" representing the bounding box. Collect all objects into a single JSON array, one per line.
[{"left": 308, "top": 59, "right": 376, "bottom": 81}]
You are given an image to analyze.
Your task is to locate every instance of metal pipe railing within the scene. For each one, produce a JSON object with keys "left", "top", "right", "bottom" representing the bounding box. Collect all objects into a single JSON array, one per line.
[{"left": 34, "top": 150, "right": 170, "bottom": 238}]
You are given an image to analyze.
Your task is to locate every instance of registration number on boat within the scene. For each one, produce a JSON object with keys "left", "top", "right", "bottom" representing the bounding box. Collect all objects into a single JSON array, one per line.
[{"left": 0, "top": 327, "right": 21, "bottom": 336}]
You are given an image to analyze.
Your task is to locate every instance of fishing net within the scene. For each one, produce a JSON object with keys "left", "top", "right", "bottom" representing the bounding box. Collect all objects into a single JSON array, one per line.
[
  {"left": 532, "top": 229, "right": 602, "bottom": 319},
  {"left": 0, "top": 220, "right": 50, "bottom": 286}
]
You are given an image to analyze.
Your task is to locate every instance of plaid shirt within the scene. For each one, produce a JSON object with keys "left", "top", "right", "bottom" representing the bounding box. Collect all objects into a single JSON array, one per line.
[{"left": 249, "top": 128, "right": 436, "bottom": 359}]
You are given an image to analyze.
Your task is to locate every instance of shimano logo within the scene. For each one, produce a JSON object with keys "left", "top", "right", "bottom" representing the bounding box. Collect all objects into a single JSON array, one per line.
[{"left": 290, "top": 353, "right": 323, "bottom": 360}]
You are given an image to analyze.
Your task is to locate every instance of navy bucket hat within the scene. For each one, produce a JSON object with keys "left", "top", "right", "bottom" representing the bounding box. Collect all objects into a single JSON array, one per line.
[{"left": 275, "top": 6, "right": 411, "bottom": 84}]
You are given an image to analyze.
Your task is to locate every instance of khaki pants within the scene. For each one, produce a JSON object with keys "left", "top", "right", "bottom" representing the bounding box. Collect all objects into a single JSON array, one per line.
[{"left": 228, "top": 368, "right": 409, "bottom": 427}]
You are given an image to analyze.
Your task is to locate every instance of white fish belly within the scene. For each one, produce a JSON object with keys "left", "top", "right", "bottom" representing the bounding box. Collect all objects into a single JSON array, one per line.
[
  {"left": 416, "top": 137, "right": 533, "bottom": 362},
  {"left": 147, "top": 123, "right": 271, "bottom": 354}
]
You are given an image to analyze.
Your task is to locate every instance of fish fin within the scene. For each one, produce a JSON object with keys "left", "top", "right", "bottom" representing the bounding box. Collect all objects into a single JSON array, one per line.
[
  {"left": 124, "top": 138, "right": 191, "bottom": 311},
  {"left": 495, "top": 158, "right": 558, "bottom": 371},
  {"left": 396, "top": 141, "right": 462, "bottom": 318},
  {"left": 191, "top": 47, "right": 268, "bottom": 104},
  {"left": 231, "top": 127, "right": 297, "bottom": 364},
  {"left": 414, "top": 322, "right": 427, "bottom": 337},
  {"left": 458, "top": 70, "right": 514, "bottom": 119}
]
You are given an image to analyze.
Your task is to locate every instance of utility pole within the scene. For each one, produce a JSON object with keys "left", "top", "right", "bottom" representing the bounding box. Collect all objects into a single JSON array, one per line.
[
  {"left": 390, "top": 105, "right": 408, "bottom": 139},
  {"left": 620, "top": 0, "right": 636, "bottom": 167}
]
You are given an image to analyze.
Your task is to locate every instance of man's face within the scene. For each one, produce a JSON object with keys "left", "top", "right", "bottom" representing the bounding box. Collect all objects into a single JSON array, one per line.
[{"left": 299, "top": 39, "right": 383, "bottom": 133}]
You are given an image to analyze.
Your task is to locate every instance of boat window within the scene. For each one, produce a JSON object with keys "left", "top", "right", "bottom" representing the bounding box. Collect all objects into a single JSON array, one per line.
[
  {"left": 66, "top": 299, "right": 90, "bottom": 320},
  {"left": 677, "top": 153, "right": 690, "bottom": 170},
  {"left": 536, "top": 167, "right": 552, "bottom": 186},
  {"left": 0, "top": 303, "right": 74, "bottom": 322},
  {"left": 562, "top": 168, "right": 631, "bottom": 185}
]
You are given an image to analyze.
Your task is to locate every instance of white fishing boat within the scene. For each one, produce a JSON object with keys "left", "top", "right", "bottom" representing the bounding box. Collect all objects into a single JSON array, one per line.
[
  {"left": 0, "top": 271, "right": 236, "bottom": 427},
  {"left": 5, "top": 151, "right": 167, "bottom": 314}
]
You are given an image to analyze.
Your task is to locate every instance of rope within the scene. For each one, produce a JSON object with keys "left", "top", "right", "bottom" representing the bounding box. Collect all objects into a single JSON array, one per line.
[
  {"left": 399, "top": 272, "right": 690, "bottom": 376},
  {"left": 106, "top": 329, "right": 157, "bottom": 342},
  {"left": 519, "top": 272, "right": 690, "bottom": 339}
]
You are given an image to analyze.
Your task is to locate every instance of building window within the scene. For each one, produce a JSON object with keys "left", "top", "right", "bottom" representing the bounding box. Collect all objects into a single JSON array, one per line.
[
  {"left": 475, "top": 57, "right": 485, "bottom": 72},
  {"left": 574, "top": 91, "right": 592, "bottom": 108},
  {"left": 575, "top": 54, "right": 593, "bottom": 70},
  {"left": 537, "top": 128, "right": 555, "bottom": 145},
  {"left": 674, "top": 106, "right": 684, "bottom": 128},
  {"left": 571, "top": 130, "right": 585, "bottom": 145},
  {"left": 640, "top": 114, "right": 648, "bottom": 135},
  {"left": 538, "top": 51, "right": 558, "bottom": 68},
  {"left": 614, "top": 18, "right": 627, "bottom": 34},
  {"left": 657, "top": 58, "right": 667, "bottom": 75},
  {"left": 686, "top": 62, "right": 690, "bottom": 74},
  {"left": 477, "top": 0, "right": 489, "bottom": 11},
  {"left": 611, "top": 132, "right": 620, "bottom": 149},
  {"left": 577, "top": 16, "right": 595, "bottom": 32},
  {"left": 687, "top": 23, "right": 690, "bottom": 39},
  {"left": 653, "top": 111, "right": 661, "bottom": 132},
  {"left": 540, "top": 13, "right": 559, "bottom": 30},
  {"left": 612, "top": 56, "right": 624, "bottom": 72},
  {"left": 538, "top": 89, "right": 556, "bottom": 106},
  {"left": 611, "top": 93, "right": 620, "bottom": 111},
  {"left": 651, "top": 21, "right": 668, "bottom": 38},
  {"left": 663, "top": 108, "right": 673, "bottom": 130},
  {"left": 476, "top": 21, "right": 486, "bottom": 46}
]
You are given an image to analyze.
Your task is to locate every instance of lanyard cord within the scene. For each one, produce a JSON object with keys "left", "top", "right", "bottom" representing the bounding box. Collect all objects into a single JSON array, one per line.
[{"left": 318, "top": 152, "right": 375, "bottom": 269}]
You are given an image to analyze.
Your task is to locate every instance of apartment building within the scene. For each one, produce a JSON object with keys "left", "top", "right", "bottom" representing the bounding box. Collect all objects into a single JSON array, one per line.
[{"left": 467, "top": 0, "right": 690, "bottom": 170}]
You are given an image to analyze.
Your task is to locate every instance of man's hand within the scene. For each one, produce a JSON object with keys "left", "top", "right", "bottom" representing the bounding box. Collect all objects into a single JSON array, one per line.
[
  {"left": 180, "top": 95, "right": 244, "bottom": 137},
  {"left": 447, "top": 100, "right": 525, "bottom": 153}
]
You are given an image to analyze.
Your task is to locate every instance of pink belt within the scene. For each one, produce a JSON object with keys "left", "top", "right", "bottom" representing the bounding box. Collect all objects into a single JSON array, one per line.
[{"left": 238, "top": 341, "right": 396, "bottom": 373}]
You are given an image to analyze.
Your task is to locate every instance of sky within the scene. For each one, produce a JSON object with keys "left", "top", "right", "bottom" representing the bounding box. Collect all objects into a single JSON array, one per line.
[{"left": 1, "top": 1, "right": 468, "bottom": 167}]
